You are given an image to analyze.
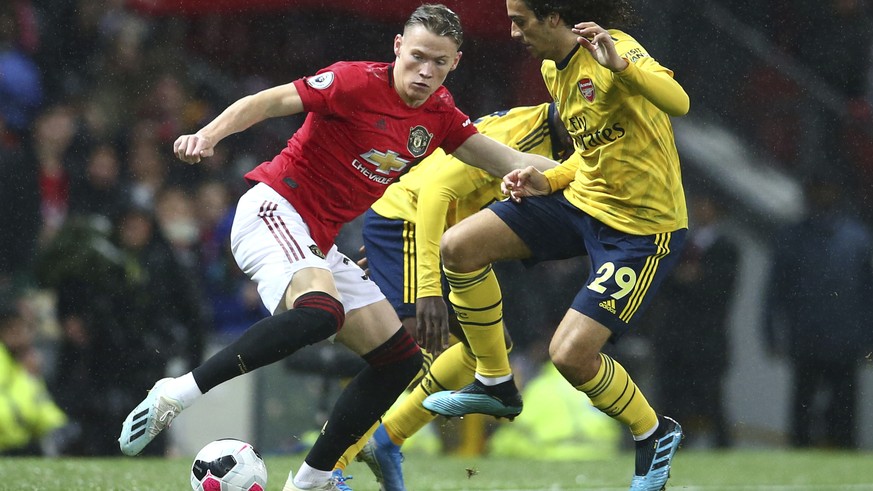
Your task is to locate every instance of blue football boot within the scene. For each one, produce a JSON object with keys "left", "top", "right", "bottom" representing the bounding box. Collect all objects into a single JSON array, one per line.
[
  {"left": 356, "top": 424, "right": 405, "bottom": 491},
  {"left": 630, "top": 416, "right": 683, "bottom": 491},
  {"left": 331, "top": 469, "right": 354, "bottom": 491},
  {"left": 422, "top": 379, "right": 522, "bottom": 420}
]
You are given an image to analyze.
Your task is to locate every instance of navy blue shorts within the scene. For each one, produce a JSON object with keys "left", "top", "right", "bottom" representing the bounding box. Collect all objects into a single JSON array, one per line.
[
  {"left": 489, "top": 193, "right": 687, "bottom": 338},
  {"left": 361, "top": 209, "right": 450, "bottom": 319}
]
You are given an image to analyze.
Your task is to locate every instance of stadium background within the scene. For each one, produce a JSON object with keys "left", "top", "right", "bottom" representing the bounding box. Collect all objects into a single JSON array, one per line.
[{"left": 1, "top": 0, "right": 872, "bottom": 458}]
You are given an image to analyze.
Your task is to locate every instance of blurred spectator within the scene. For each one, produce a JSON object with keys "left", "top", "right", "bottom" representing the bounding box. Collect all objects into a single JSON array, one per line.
[
  {"left": 111, "top": 204, "right": 208, "bottom": 377},
  {"left": 30, "top": 104, "right": 80, "bottom": 244},
  {"left": 0, "top": 2, "right": 43, "bottom": 139},
  {"left": 649, "top": 193, "right": 740, "bottom": 448},
  {"left": 35, "top": 205, "right": 208, "bottom": 455},
  {"left": 35, "top": 214, "right": 139, "bottom": 456},
  {"left": 34, "top": 0, "right": 104, "bottom": 102},
  {"left": 766, "top": 174, "right": 873, "bottom": 449},
  {"left": 0, "top": 292, "right": 68, "bottom": 456},
  {"left": 127, "top": 140, "right": 168, "bottom": 210},
  {"left": 154, "top": 186, "right": 201, "bottom": 268},
  {"left": 139, "top": 73, "right": 197, "bottom": 145},
  {"left": 195, "top": 180, "right": 267, "bottom": 337},
  {"left": 0, "top": 114, "right": 40, "bottom": 288},
  {"left": 68, "top": 142, "right": 126, "bottom": 223}
]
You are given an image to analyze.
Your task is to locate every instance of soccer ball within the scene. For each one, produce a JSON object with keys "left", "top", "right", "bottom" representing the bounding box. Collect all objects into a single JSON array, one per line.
[{"left": 190, "top": 438, "right": 268, "bottom": 491}]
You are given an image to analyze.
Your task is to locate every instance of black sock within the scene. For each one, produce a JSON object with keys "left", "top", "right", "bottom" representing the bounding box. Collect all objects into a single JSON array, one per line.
[
  {"left": 193, "top": 292, "right": 344, "bottom": 392},
  {"left": 304, "top": 328, "right": 423, "bottom": 471},
  {"left": 635, "top": 415, "right": 668, "bottom": 475},
  {"left": 475, "top": 378, "right": 520, "bottom": 400}
]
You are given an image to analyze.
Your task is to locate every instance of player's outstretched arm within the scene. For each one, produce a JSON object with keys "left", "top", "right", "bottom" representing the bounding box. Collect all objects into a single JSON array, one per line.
[
  {"left": 450, "top": 133, "right": 556, "bottom": 177},
  {"left": 174, "top": 82, "right": 305, "bottom": 164}
]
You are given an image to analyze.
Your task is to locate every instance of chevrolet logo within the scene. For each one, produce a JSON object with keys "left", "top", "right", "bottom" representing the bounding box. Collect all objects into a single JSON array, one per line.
[{"left": 361, "top": 149, "right": 410, "bottom": 174}]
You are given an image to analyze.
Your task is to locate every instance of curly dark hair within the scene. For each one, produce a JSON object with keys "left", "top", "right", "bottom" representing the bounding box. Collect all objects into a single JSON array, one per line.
[
  {"left": 405, "top": 4, "right": 464, "bottom": 48},
  {"left": 521, "top": 0, "right": 639, "bottom": 29}
]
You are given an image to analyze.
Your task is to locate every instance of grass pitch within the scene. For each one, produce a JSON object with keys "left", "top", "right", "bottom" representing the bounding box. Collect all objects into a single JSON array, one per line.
[{"left": 2, "top": 450, "right": 872, "bottom": 490}]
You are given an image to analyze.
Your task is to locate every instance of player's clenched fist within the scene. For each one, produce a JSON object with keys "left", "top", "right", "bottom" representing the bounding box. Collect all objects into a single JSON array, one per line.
[{"left": 173, "top": 133, "right": 215, "bottom": 164}]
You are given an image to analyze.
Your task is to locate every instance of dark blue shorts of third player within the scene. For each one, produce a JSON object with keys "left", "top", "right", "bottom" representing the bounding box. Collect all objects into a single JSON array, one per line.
[{"left": 362, "top": 208, "right": 451, "bottom": 319}]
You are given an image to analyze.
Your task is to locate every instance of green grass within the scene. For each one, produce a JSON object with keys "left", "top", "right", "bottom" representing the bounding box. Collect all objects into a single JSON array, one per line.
[{"left": 2, "top": 450, "right": 873, "bottom": 490}]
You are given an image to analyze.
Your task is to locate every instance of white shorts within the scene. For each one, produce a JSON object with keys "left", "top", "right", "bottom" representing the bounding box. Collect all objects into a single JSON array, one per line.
[{"left": 230, "top": 183, "right": 385, "bottom": 315}]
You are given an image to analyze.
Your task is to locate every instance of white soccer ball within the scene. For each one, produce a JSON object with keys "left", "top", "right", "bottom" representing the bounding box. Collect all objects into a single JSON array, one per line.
[{"left": 190, "top": 438, "right": 268, "bottom": 491}]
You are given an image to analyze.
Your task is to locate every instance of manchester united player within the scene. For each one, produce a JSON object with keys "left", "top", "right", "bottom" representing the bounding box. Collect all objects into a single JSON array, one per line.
[{"left": 117, "top": 5, "right": 557, "bottom": 491}]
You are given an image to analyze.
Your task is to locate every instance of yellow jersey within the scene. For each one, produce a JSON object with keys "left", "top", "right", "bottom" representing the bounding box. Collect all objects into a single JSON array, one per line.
[
  {"left": 371, "top": 103, "right": 564, "bottom": 297},
  {"left": 542, "top": 30, "right": 689, "bottom": 235}
]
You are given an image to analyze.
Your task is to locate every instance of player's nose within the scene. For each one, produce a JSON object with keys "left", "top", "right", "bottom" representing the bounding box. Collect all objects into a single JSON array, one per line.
[{"left": 419, "top": 61, "right": 436, "bottom": 78}]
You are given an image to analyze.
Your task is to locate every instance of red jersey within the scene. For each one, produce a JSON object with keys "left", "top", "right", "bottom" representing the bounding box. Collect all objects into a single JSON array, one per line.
[{"left": 244, "top": 61, "right": 477, "bottom": 253}]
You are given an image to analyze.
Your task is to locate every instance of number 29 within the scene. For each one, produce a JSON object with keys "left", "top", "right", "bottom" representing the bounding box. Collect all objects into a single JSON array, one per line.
[{"left": 587, "top": 262, "right": 637, "bottom": 299}]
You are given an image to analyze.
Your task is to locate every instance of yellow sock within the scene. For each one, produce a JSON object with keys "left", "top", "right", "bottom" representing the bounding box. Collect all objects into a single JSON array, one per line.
[
  {"left": 576, "top": 353, "right": 658, "bottom": 437},
  {"left": 444, "top": 265, "right": 511, "bottom": 378},
  {"left": 384, "top": 343, "right": 475, "bottom": 441},
  {"left": 405, "top": 348, "right": 434, "bottom": 390},
  {"left": 335, "top": 421, "right": 379, "bottom": 471}
]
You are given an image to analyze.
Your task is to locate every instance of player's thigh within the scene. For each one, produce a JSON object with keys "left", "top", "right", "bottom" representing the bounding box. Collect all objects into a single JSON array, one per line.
[
  {"left": 463, "top": 194, "right": 589, "bottom": 270},
  {"left": 336, "top": 298, "right": 404, "bottom": 356},
  {"left": 231, "top": 183, "right": 341, "bottom": 314},
  {"left": 441, "top": 208, "right": 531, "bottom": 271},
  {"left": 282, "top": 267, "right": 341, "bottom": 311},
  {"left": 327, "top": 245, "right": 401, "bottom": 355}
]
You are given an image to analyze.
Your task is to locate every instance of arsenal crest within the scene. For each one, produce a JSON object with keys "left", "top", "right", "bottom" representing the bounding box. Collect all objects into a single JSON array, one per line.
[
  {"left": 577, "top": 78, "right": 595, "bottom": 102},
  {"left": 407, "top": 125, "right": 433, "bottom": 157}
]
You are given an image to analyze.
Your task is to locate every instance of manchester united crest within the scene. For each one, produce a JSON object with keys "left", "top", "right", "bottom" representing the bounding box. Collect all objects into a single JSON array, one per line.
[
  {"left": 407, "top": 125, "right": 433, "bottom": 157},
  {"left": 309, "top": 244, "right": 326, "bottom": 259},
  {"left": 577, "top": 78, "right": 595, "bottom": 102}
]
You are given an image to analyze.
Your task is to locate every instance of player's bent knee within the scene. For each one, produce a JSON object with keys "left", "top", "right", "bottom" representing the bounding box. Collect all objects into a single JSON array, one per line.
[
  {"left": 550, "top": 347, "right": 599, "bottom": 385},
  {"left": 440, "top": 227, "right": 483, "bottom": 271},
  {"left": 364, "top": 327, "right": 424, "bottom": 377},
  {"left": 292, "top": 291, "right": 345, "bottom": 334}
]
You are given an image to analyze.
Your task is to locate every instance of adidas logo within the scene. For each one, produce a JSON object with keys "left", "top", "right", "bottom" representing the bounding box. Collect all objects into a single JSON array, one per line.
[
  {"left": 598, "top": 299, "right": 616, "bottom": 314},
  {"left": 129, "top": 408, "right": 149, "bottom": 442}
]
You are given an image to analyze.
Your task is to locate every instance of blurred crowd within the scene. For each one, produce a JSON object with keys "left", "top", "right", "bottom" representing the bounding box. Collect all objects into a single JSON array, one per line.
[{"left": 1, "top": 0, "right": 872, "bottom": 456}]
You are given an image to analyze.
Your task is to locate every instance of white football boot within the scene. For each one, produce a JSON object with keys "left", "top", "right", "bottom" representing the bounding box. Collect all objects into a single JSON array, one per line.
[{"left": 118, "top": 378, "right": 183, "bottom": 456}]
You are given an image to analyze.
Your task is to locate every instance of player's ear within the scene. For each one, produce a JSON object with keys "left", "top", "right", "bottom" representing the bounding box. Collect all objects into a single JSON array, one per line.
[
  {"left": 450, "top": 51, "right": 462, "bottom": 71},
  {"left": 394, "top": 34, "right": 403, "bottom": 57},
  {"left": 548, "top": 13, "right": 562, "bottom": 28}
]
